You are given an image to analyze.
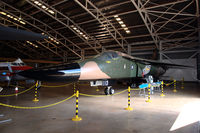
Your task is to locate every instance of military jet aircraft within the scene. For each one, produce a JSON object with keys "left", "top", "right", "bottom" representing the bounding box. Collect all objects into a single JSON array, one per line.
[
  {"left": 0, "top": 58, "right": 34, "bottom": 85},
  {"left": 19, "top": 51, "right": 189, "bottom": 95}
]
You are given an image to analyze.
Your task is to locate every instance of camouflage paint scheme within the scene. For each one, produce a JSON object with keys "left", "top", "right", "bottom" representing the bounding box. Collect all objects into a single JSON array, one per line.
[
  {"left": 78, "top": 51, "right": 165, "bottom": 80},
  {"left": 19, "top": 51, "right": 166, "bottom": 83}
]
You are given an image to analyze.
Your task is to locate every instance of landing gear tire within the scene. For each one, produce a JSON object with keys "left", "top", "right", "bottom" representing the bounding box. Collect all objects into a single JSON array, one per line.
[
  {"left": 104, "top": 87, "right": 114, "bottom": 95},
  {"left": 104, "top": 87, "right": 109, "bottom": 95},
  {"left": 109, "top": 87, "right": 114, "bottom": 95}
]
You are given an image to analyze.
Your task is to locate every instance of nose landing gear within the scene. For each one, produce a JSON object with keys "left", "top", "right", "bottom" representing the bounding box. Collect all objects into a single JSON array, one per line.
[{"left": 104, "top": 86, "right": 114, "bottom": 95}]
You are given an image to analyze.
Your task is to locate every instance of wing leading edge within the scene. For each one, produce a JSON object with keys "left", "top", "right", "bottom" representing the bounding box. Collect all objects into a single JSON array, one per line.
[{"left": 116, "top": 51, "right": 192, "bottom": 68}]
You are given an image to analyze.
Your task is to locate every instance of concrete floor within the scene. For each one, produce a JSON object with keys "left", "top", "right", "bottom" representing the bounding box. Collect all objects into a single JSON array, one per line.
[{"left": 0, "top": 82, "right": 200, "bottom": 133}]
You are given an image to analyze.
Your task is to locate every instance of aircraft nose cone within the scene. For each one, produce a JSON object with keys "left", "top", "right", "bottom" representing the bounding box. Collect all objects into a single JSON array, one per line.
[{"left": 19, "top": 63, "right": 81, "bottom": 82}]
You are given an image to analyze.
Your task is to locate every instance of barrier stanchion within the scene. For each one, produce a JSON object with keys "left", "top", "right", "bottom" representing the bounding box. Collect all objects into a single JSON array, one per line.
[
  {"left": 181, "top": 78, "right": 184, "bottom": 89},
  {"left": 160, "top": 81, "right": 165, "bottom": 97},
  {"left": 96, "top": 86, "right": 100, "bottom": 92},
  {"left": 145, "top": 84, "right": 152, "bottom": 103},
  {"left": 173, "top": 80, "right": 177, "bottom": 93},
  {"left": 125, "top": 86, "right": 133, "bottom": 111},
  {"left": 33, "top": 81, "right": 39, "bottom": 102},
  {"left": 72, "top": 90, "right": 82, "bottom": 121},
  {"left": 73, "top": 83, "right": 76, "bottom": 94},
  {"left": 15, "top": 86, "right": 19, "bottom": 94}
]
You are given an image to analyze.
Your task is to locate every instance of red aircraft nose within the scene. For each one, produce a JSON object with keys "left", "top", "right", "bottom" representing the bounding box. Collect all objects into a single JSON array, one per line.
[{"left": 11, "top": 66, "right": 33, "bottom": 71}]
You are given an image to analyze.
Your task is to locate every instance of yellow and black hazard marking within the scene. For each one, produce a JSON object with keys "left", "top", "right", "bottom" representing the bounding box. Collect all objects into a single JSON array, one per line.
[
  {"left": 145, "top": 84, "right": 152, "bottom": 103},
  {"left": 173, "top": 80, "right": 177, "bottom": 93},
  {"left": 33, "top": 81, "right": 39, "bottom": 102},
  {"left": 125, "top": 86, "right": 133, "bottom": 111},
  {"left": 72, "top": 90, "right": 82, "bottom": 121},
  {"left": 160, "top": 81, "right": 165, "bottom": 97}
]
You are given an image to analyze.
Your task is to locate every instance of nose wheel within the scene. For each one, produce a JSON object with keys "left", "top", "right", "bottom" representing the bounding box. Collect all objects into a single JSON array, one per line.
[{"left": 104, "top": 86, "right": 114, "bottom": 95}]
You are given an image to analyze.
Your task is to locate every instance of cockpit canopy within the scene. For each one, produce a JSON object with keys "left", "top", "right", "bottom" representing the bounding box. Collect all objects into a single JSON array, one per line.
[{"left": 95, "top": 51, "right": 119, "bottom": 61}]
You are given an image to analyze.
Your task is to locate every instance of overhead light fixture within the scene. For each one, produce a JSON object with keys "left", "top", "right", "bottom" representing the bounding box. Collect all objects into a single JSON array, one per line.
[
  {"left": 48, "top": 36, "right": 60, "bottom": 44},
  {"left": 119, "top": 21, "right": 123, "bottom": 24},
  {"left": 26, "top": 41, "right": 38, "bottom": 48},
  {"left": 42, "top": 32, "right": 60, "bottom": 44},
  {"left": 116, "top": 17, "right": 121, "bottom": 21},
  {"left": 48, "top": 10, "right": 54, "bottom": 14},
  {"left": 19, "top": 21, "right": 26, "bottom": 25},
  {"left": 32, "top": 0, "right": 55, "bottom": 14},
  {"left": 42, "top": 5, "right": 47, "bottom": 9},
  {"left": 125, "top": 30, "right": 131, "bottom": 34},
  {"left": 121, "top": 24, "right": 126, "bottom": 27},
  {"left": 114, "top": 15, "right": 131, "bottom": 34},
  {"left": 0, "top": 12, "right": 6, "bottom": 15},
  {"left": 71, "top": 25, "right": 89, "bottom": 40},
  {"left": 34, "top": 1, "right": 39, "bottom": 4},
  {"left": 0, "top": 11, "right": 26, "bottom": 25}
]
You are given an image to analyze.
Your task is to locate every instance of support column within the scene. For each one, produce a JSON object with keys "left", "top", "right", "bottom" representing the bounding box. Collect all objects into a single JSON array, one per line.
[
  {"left": 81, "top": 49, "right": 85, "bottom": 60},
  {"left": 102, "top": 46, "right": 106, "bottom": 52},
  {"left": 197, "top": 16, "right": 200, "bottom": 80},
  {"left": 128, "top": 44, "right": 131, "bottom": 56},
  {"left": 63, "top": 52, "right": 67, "bottom": 63},
  {"left": 159, "top": 41, "right": 163, "bottom": 61}
]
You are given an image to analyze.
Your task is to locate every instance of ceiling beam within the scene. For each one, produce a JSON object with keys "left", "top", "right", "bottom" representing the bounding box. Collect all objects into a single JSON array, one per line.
[
  {"left": 26, "top": 0, "right": 101, "bottom": 54},
  {"left": 130, "top": 0, "right": 160, "bottom": 48},
  {"left": 74, "top": 0, "right": 128, "bottom": 53},
  {"left": 2, "top": 1, "right": 82, "bottom": 58}
]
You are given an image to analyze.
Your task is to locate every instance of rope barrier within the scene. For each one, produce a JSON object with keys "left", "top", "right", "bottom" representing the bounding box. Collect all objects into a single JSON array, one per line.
[
  {"left": 79, "top": 89, "right": 128, "bottom": 97},
  {"left": 0, "top": 85, "right": 35, "bottom": 97},
  {"left": 9, "top": 85, "right": 25, "bottom": 89},
  {"left": 41, "top": 83, "right": 72, "bottom": 88},
  {"left": 0, "top": 94, "right": 74, "bottom": 109},
  {"left": 130, "top": 88, "right": 142, "bottom": 91},
  {"left": 164, "top": 82, "right": 174, "bottom": 86}
]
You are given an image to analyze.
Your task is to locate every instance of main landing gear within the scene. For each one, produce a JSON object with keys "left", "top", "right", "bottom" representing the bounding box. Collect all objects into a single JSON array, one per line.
[{"left": 104, "top": 86, "right": 114, "bottom": 95}]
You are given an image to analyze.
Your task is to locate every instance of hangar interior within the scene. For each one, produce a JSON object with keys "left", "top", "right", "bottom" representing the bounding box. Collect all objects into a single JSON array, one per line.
[{"left": 0, "top": 0, "right": 200, "bottom": 133}]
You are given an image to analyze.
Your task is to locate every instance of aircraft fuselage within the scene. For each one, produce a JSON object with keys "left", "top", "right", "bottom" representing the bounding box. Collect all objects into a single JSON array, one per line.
[{"left": 19, "top": 51, "right": 166, "bottom": 83}]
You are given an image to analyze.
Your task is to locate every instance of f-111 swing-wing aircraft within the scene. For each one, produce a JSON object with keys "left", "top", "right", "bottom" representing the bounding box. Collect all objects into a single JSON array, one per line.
[{"left": 19, "top": 51, "right": 189, "bottom": 95}]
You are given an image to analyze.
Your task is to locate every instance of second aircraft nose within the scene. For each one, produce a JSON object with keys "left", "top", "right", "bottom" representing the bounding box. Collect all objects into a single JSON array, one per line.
[{"left": 19, "top": 63, "right": 81, "bottom": 83}]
